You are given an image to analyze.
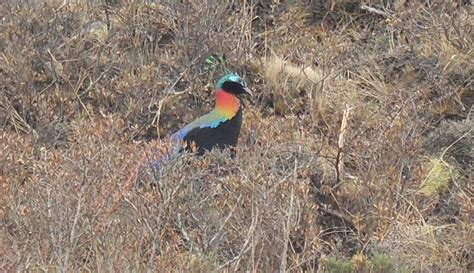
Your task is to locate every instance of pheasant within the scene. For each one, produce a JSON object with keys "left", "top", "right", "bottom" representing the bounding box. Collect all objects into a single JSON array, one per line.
[{"left": 152, "top": 72, "right": 252, "bottom": 170}]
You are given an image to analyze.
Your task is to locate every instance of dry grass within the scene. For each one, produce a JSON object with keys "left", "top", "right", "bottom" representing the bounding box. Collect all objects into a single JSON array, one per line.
[{"left": 1, "top": 0, "right": 473, "bottom": 272}]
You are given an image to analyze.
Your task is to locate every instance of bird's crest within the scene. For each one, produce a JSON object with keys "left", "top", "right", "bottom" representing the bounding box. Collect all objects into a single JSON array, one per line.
[{"left": 216, "top": 72, "right": 243, "bottom": 89}]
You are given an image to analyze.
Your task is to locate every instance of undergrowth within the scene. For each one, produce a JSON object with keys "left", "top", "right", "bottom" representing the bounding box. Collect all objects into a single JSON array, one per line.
[{"left": 1, "top": 0, "right": 472, "bottom": 272}]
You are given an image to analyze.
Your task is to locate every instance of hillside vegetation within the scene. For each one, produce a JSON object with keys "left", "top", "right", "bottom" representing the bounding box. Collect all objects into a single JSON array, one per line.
[{"left": 1, "top": 0, "right": 472, "bottom": 272}]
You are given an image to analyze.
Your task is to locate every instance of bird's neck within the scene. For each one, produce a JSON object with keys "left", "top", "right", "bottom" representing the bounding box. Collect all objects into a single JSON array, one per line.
[{"left": 215, "top": 89, "right": 240, "bottom": 119}]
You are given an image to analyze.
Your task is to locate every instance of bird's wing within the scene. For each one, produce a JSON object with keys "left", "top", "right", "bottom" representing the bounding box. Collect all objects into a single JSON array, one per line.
[
  {"left": 171, "top": 110, "right": 227, "bottom": 141},
  {"left": 151, "top": 110, "right": 227, "bottom": 172}
]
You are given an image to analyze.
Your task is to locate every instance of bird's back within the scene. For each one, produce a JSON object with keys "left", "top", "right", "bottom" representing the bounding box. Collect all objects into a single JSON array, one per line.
[{"left": 182, "top": 107, "right": 243, "bottom": 156}]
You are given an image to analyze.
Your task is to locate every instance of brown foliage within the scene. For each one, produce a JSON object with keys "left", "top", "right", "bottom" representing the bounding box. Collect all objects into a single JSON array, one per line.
[{"left": 1, "top": 0, "right": 472, "bottom": 272}]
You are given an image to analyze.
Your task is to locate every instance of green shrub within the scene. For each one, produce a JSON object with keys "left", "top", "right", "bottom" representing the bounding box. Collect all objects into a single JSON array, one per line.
[
  {"left": 371, "top": 253, "right": 395, "bottom": 273},
  {"left": 322, "top": 257, "right": 353, "bottom": 273}
]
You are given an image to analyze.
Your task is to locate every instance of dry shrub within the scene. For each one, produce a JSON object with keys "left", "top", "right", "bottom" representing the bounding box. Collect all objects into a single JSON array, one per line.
[
  {"left": 423, "top": 119, "right": 473, "bottom": 169},
  {"left": 2, "top": 115, "right": 141, "bottom": 270},
  {"left": 1, "top": 0, "right": 473, "bottom": 272},
  {"left": 380, "top": 221, "right": 472, "bottom": 271},
  {"left": 257, "top": 56, "right": 324, "bottom": 115}
]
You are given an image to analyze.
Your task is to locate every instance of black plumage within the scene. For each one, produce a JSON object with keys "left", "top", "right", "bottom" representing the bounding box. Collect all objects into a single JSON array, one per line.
[{"left": 182, "top": 105, "right": 243, "bottom": 156}]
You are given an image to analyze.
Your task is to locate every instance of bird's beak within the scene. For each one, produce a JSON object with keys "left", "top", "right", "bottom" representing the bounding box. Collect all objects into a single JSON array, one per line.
[{"left": 243, "top": 86, "right": 253, "bottom": 97}]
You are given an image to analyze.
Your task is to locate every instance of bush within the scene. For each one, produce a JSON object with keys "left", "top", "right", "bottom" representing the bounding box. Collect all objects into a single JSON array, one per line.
[{"left": 1, "top": 0, "right": 472, "bottom": 271}]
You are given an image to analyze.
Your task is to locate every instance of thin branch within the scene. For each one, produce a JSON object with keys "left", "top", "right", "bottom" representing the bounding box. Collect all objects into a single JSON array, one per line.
[
  {"left": 360, "top": 4, "right": 393, "bottom": 18},
  {"left": 207, "top": 194, "right": 243, "bottom": 250},
  {"left": 280, "top": 162, "right": 296, "bottom": 273},
  {"left": 335, "top": 105, "right": 353, "bottom": 187},
  {"left": 218, "top": 206, "right": 259, "bottom": 271}
]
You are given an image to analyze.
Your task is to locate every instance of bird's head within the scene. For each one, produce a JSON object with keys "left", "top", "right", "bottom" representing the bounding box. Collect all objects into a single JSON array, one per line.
[{"left": 215, "top": 72, "right": 253, "bottom": 97}]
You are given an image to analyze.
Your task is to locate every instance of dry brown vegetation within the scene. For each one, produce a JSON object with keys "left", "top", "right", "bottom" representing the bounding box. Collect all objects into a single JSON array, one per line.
[{"left": 1, "top": 0, "right": 473, "bottom": 272}]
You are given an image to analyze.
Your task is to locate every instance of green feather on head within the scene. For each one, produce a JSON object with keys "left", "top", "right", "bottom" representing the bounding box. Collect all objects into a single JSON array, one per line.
[{"left": 215, "top": 72, "right": 243, "bottom": 89}]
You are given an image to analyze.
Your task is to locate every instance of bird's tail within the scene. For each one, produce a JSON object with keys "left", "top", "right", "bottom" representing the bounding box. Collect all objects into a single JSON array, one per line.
[{"left": 149, "top": 147, "right": 180, "bottom": 172}]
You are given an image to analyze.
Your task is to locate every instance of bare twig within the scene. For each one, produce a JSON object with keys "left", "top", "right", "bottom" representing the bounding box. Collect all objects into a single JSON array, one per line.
[
  {"left": 207, "top": 194, "right": 243, "bottom": 251},
  {"left": 1, "top": 96, "right": 33, "bottom": 134},
  {"left": 63, "top": 190, "right": 83, "bottom": 269},
  {"left": 360, "top": 4, "right": 393, "bottom": 18},
  {"left": 280, "top": 177, "right": 295, "bottom": 273},
  {"left": 335, "top": 105, "right": 353, "bottom": 187},
  {"left": 314, "top": 198, "right": 356, "bottom": 230},
  {"left": 280, "top": 158, "right": 299, "bottom": 272},
  {"left": 218, "top": 206, "right": 259, "bottom": 271},
  {"left": 66, "top": 71, "right": 93, "bottom": 122}
]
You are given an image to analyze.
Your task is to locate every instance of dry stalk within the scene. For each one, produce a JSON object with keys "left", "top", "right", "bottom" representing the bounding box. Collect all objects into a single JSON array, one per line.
[
  {"left": 280, "top": 158, "right": 298, "bottom": 273},
  {"left": 207, "top": 194, "right": 243, "bottom": 251},
  {"left": 280, "top": 184, "right": 295, "bottom": 273},
  {"left": 360, "top": 4, "right": 393, "bottom": 18},
  {"left": 1, "top": 96, "right": 33, "bottom": 134},
  {"left": 220, "top": 205, "right": 259, "bottom": 271},
  {"left": 335, "top": 105, "right": 352, "bottom": 187},
  {"left": 66, "top": 71, "right": 93, "bottom": 122}
]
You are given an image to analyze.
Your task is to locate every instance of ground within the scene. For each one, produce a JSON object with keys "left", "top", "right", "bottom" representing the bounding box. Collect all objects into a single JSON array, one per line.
[{"left": 1, "top": 0, "right": 473, "bottom": 272}]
